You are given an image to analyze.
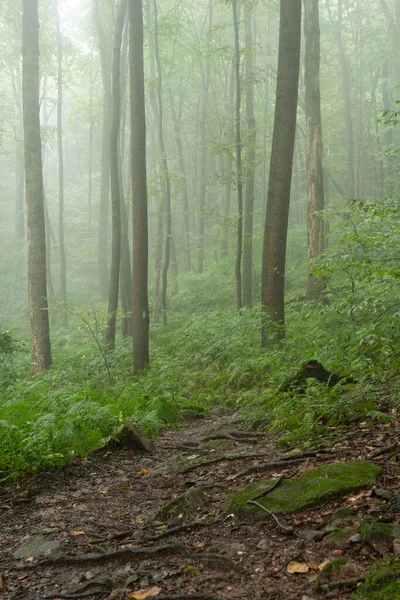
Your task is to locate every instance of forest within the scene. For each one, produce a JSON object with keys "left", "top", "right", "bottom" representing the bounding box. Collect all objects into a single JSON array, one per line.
[{"left": 0, "top": 0, "right": 400, "bottom": 598}]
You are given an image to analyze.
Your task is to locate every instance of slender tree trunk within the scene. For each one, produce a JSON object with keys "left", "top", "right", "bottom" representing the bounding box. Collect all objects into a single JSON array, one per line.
[
  {"left": 169, "top": 89, "right": 191, "bottom": 272},
  {"left": 197, "top": 0, "right": 212, "bottom": 273},
  {"left": 55, "top": 0, "right": 67, "bottom": 326},
  {"left": 105, "top": 0, "right": 127, "bottom": 350},
  {"left": 129, "top": 0, "right": 149, "bottom": 370},
  {"left": 119, "top": 24, "right": 132, "bottom": 337},
  {"left": 88, "top": 56, "right": 96, "bottom": 224},
  {"left": 243, "top": 7, "right": 256, "bottom": 307},
  {"left": 326, "top": 0, "right": 354, "bottom": 198},
  {"left": 11, "top": 72, "right": 25, "bottom": 239},
  {"left": 153, "top": 0, "right": 172, "bottom": 326},
  {"left": 232, "top": 0, "right": 243, "bottom": 311},
  {"left": 304, "top": 0, "right": 325, "bottom": 300},
  {"left": 41, "top": 81, "right": 56, "bottom": 311},
  {"left": 261, "top": 0, "right": 301, "bottom": 344},
  {"left": 22, "top": 0, "right": 52, "bottom": 374},
  {"left": 221, "top": 56, "right": 235, "bottom": 259},
  {"left": 93, "top": 0, "right": 112, "bottom": 301}
]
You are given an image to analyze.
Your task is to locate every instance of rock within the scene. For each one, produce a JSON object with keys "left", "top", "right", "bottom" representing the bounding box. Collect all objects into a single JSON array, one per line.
[
  {"left": 180, "top": 409, "right": 205, "bottom": 421},
  {"left": 14, "top": 536, "right": 62, "bottom": 559},
  {"left": 257, "top": 538, "right": 269, "bottom": 550},
  {"left": 115, "top": 423, "right": 153, "bottom": 453},
  {"left": 361, "top": 520, "right": 400, "bottom": 555},
  {"left": 210, "top": 407, "right": 234, "bottom": 417},
  {"left": 350, "top": 533, "right": 363, "bottom": 543},
  {"left": 226, "top": 461, "right": 382, "bottom": 516},
  {"left": 318, "top": 558, "right": 364, "bottom": 585},
  {"left": 156, "top": 487, "right": 207, "bottom": 521}
]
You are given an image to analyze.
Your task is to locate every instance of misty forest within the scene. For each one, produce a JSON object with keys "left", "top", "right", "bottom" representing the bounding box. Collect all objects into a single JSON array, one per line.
[{"left": 1, "top": 0, "right": 400, "bottom": 598}]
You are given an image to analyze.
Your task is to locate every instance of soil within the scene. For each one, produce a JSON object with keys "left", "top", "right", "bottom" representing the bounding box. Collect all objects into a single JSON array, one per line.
[{"left": 0, "top": 411, "right": 399, "bottom": 600}]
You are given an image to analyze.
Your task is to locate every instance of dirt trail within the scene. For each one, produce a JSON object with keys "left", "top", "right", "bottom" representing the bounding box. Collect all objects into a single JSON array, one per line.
[{"left": 0, "top": 414, "right": 399, "bottom": 600}]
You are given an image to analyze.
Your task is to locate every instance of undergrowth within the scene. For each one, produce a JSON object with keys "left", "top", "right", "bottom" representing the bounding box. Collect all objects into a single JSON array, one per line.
[{"left": 1, "top": 199, "right": 400, "bottom": 482}]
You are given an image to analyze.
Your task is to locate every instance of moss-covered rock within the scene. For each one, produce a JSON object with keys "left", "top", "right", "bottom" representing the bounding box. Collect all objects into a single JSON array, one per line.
[
  {"left": 322, "top": 527, "right": 357, "bottom": 550},
  {"left": 226, "top": 462, "right": 381, "bottom": 516},
  {"left": 361, "top": 520, "right": 400, "bottom": 554},
  {"left": 352, "top": 556, "right": 400, "bottom": 599},
  {"left": 318, "top": 559, "right": 364, "bottom": 586},
  {"left": 202, "top": 439, "right": 234, "bottom": 450},
  {"left": 156, "top": 487, "right": 207, "bottom": 521}
]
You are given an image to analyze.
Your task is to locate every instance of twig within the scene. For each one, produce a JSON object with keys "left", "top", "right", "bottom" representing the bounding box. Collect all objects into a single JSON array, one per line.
[
  {"left": 320, "top": 577, "right": 364, "bottom": 590},
  {"left": 16, "top": 542, "right": 185, "bottom": 569},
  {"left": 17, "top": 542, "right": 229, "bottom": 570},
  {"left": 250, "top": 476, "right": 283, "bottom": 501},
  {"left": 43, "top": 592, "right": 108, "bottom": 599},
  {"left": 140, "top": 593, "right": 238, "bottom": 600},
  {"left": 179, "top": 452, "right": 271, "bottom": 474},
  {"left": 247, "top": 500, "right": 302, "bottom": 539},
  {"left": 142, "top": 519, "right": 214, "bottom": 542},
  {"left": 367, "top": 441, "right": 398, "bottom": 459}
]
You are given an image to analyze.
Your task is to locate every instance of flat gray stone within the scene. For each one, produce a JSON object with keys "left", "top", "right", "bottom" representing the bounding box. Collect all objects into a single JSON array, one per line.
[{"left": 14, "top": 536, "right": 62, "bottom": 559}]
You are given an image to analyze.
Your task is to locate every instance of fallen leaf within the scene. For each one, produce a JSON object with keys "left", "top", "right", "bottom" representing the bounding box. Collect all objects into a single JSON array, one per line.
[
  {"left": 287, "top": 561, "right": 309, "bottom": 574},
  {"left": 126, "top": 450, "right": 135, "bottom": 457},
  {"left": 116, "top": 484, "right": 131, "bottom": 491},
  {"left": 332, "top": 549, "right": 343, "bottom": 557},
  {"left": 98, "top": 490, "right": 108, "bottom": 495},
  {"left": 127, "top": 586, "right": 161, "bottom": 599},
  {"left": 138, "top": 469, "right": 149, "bottom": 476},
  {"left": 318, "top": 559, "right": 331, "bottom": 571},
  {"left": 347, "top": 491, "right": 364, "bottom": 502},
  {"left": 68, "top": 530, "right": 85, "bottom": 536}
]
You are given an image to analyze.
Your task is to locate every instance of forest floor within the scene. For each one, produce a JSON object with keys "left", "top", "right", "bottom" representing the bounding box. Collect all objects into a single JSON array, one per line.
[{"left": 0, "top": 409, "right": 399, "bottom": 600}]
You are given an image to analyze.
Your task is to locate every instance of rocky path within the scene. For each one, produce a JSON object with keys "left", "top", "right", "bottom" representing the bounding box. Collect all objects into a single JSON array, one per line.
[{"left": 0, "top": 412, "right": 399, "bottom": 600}]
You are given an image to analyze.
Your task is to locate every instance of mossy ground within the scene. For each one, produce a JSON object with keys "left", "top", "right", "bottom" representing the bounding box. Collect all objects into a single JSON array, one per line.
[
  {"left": 226, "top": 461, "right": 381, "bottom": 515},
  {"left": 352, "top": 556, "right": 400, "bottom": 600}
]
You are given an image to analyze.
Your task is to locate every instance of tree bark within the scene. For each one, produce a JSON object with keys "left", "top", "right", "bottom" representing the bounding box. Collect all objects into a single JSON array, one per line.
[
  {"left": 22, "top": 0, "right": 52, "bottom": 374},
  {"left": 304, "top": 0, "right": 325, "bottom": 300},
  {"left": 105, "top": 0, "right": 127, "bottom": 350},
  {"left": 129, "top": 0, "right": 149, "bottom": 371},
  {"left": 55, "top": 0, "right": 67, "bottom": 326},
  {"left": 153, "top": 0, "right": 172, "bottom": 326},
  {"left": 261, "top": 0, "right": 301, "bottom": 344},
  {"left": 93, "top": 0, "right": 112, "bottom": 301},
  {"left": 243, "top": 6, "right": 256, "bottom": 307},
  {"left": 197, "top": 0, "right": 213, "bottom": 274},
  {"left": 326, "top": 0, "right": 355, "bottom": 199},
  {"left": 232, "top": 0, "right": 243, "bottom": 311}
]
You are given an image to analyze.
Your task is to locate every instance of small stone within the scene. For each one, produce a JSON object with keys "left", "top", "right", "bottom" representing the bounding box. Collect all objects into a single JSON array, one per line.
[
  {"left": 13, "top": 536, "right": 62, "bottom": 559},
  {"left": 350, "top": 533, "right": 362, "bottom": 543}
]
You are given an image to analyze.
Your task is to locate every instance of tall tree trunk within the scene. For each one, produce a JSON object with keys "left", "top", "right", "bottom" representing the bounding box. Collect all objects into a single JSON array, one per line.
[
  {"left": 220, "top": 56, "right": 235, "bottom": 259},
  {"left": 169, "top": 89, "right": 191, "bottom": 272},
  {"left": 41, "top": 80, "right": 56, "bottom": 311},
  {"left": 55, "top": 0, "right": 67, "bottom": 326},
  {"left": 22, "top": 0, "right": 52, "bottom": 374},
  {"left": 261, "top": 0, "right": 301, "bottom": 344},
  {"left": 232, "top": 0, "right": 243, "bottom": 311},
  {"left": 153, "top": 0, "right": 172, "bottom": 326},
  {"left": 105, "top": 0, "right": 127, "bottom": 350},
  {"left": 11, "top": 72, "right": 25, "bottom": 239},
  {"left": 326, "top": 0, "right": 354, "bottom": 198},
  {"left": 93, "top": 0, "right": 112, "bottom": 301},
  {"left": 197, "top": 0, "right": 213, "bottom": 273},
  {"left": 243, "top": 6, "right": 256, "bottom": 307},
  {"left": 304, "top": 0, "right": 325, "bottom": 300},
  {"left": 119, "top": 24, "right": 133, "bottom": 337},
  {"left": 129, "top": 0, "right": 149, "bottom": 371},
  {"left": 88, "top": 55, "right": 96, "bottom": 224}
]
